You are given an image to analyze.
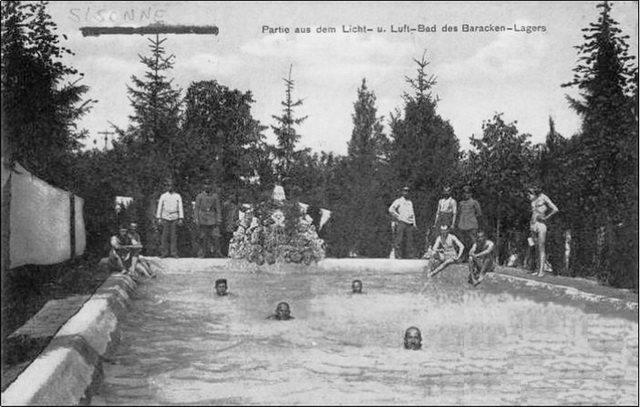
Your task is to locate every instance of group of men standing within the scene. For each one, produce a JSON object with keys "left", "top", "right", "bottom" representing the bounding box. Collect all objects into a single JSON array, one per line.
[
  {"left": 155, "top": 179, "right": 239, "bottom": 258},
  {"left": 389, "top": 185, "right": 483, "bottom": 260},
  {"left": 388, "top": 185, "right": 492, "bottom": 284}
]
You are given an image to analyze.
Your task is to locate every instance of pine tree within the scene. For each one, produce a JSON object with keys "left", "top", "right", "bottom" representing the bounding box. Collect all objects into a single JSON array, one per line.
[
  {"left": 1, "top": 0, "right": 91, "bottom": 187},
  {"left": 337, "top": 79, "right": 392, "bottom": 256},
  {"left": 562, "top": 1, "right": 637, "bottom": 217},
  {"left": 389, "top": 52, "right": 460, "bottom": 237},
  {"left": 271, "top": 65, "right": 307, "bottom": 180},
  {"left": 116, "top": 35, "right": 182, "bottom": 252},
  {"left": 562, "top": 1, "right": 638, "bottom": 287},
  {"left": 126, "top": 35, "right": 181, "bottom": 149},
  {"left": 348, "top": 79, "right": 388, "bottom": 161}
]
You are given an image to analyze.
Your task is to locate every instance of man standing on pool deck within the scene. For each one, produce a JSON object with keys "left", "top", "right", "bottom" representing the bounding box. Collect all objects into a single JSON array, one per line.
[
  {"left": 457, "top": 185, "right": 483, "bottom": 261},
  {"left": 434, "top": 186, "right": 457, "bottom": 232},
  {"left": 527, "top": 185, "right": 559, "bottom": 277},
  {"left": 195, "top": 179, "right": 223, "bottom": 258},
  {"left": 389, "top": 186, "right": 417, "bottom": 259},
  {"left": 468, "top": 230, "right": 495, "bottom": 286},
  {"left": 156, "top": 179, "right": 184, "bottom": 258}
]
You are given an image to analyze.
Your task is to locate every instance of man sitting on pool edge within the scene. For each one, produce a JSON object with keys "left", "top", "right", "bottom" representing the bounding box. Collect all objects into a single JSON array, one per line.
[
  {"left": 267, "top": 302, "right": 294, "bottom": 320},
  {"left": 427, "top": 224, "right": 464, "bottom": 277},
  {"left": 404, "top": 327, "right": 422, "bottom": 350},
  {"left": 468, "top": 230, "right": 495, "bottom": 286}
]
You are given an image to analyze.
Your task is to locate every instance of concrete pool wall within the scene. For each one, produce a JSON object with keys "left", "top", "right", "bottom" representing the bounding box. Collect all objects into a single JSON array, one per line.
[
  {"left": 1, "top": 274, "right": 136, "bottom": 406},
  {"left": 2, "top": 258, "right": 637, "bottom": 405}
]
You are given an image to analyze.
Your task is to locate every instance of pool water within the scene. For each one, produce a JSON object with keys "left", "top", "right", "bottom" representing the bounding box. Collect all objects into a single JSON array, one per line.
[{"left": 90, "top": 264, "right": 638, "bottom": 405}]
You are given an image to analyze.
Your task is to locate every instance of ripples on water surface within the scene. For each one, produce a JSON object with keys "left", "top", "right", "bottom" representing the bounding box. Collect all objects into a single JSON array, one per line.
[{"left": 91, "top": 264, "right": 639, "bottom": 406}]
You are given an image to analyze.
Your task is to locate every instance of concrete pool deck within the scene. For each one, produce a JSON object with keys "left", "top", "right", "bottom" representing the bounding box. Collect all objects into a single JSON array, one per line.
[{"left": 2, "top": 258, "right": 637, "bottom": 405}]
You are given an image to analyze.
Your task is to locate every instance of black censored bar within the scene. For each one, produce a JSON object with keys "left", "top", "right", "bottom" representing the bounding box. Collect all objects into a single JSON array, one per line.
[{"left": 80, "top": 24, "right": 219, "bottom": 37}]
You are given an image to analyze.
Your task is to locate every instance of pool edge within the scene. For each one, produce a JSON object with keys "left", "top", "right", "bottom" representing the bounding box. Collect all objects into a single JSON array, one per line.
[
  {"left": 487, "top": 273, "right": 639, "bottom": 312},
  {"left": 1, "top": 274, "right": 136, "bottom": 406}
]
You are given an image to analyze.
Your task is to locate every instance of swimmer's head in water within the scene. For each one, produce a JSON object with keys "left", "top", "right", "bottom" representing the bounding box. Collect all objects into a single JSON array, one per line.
[
  {"left": 404, "top": 326, "right": 422, "bottom": 350},
  {"left": 275, "top": 302, "right": 291, "bottom": 320},
  {"left": 215, "top": 279, "right": 228, "bottom": 296},
  {"left": 352, "top": 279, "right": 363, "bottom": 294}
]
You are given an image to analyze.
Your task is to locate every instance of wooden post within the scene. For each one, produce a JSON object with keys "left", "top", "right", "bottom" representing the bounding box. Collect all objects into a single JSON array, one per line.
[
  {"left": 69, "top": 193, "right": 75, "bottom": 259},
  {"left": 564, "top": 229, "right": 571, "bottom": 273}
]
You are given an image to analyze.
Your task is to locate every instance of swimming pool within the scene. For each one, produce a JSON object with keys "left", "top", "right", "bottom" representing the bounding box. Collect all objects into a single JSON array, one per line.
[{"left": 90, "top": 262, "right": 638, "bottom": 405}]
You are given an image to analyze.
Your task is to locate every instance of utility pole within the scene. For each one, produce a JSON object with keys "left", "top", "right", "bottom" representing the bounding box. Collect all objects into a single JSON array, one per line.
[{"left": 97, "top": 130, "right": 115, "bottom": 151}]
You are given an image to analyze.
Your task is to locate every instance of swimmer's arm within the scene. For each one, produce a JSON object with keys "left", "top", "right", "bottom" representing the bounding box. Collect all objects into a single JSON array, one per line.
[{"left": 474, "top": 241, "right": 495, "bottom": 258}]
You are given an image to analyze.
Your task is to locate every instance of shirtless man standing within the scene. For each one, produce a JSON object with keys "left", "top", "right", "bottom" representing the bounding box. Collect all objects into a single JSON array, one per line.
[{"left": 527, "top": 185, "right": 559, "bottom": 277}]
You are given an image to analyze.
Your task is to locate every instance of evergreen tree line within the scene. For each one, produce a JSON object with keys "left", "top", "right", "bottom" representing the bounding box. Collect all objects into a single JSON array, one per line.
[{"left": 2, "top": 1, "right": 637, "bottom": 289}]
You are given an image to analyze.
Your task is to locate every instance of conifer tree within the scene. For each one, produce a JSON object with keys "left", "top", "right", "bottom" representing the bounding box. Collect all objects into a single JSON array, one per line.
[
  {"left": 125, "top": 35, "right": 181, "bottom": 152},
  {"left": 116, "top": 35, "right": 182, "bottom": 250},
  {"left": 389, "top": 52, "right": 460, "bottom": 238},
  {"left": 1, "top": 0, "right": 91, "bottom": 187},
  {"left": 562, "top": 1, "right": 638, "bottom": 287},
  {"left": 334, "top": 79, "right": 391, "bottom": 256},
  {"left": 271, "top": 65, "right": 307, "bottom": 180}
]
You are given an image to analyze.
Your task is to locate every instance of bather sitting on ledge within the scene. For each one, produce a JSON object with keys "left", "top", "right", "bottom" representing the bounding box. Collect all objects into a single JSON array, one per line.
[
  {"left": 267, "top": 302, "right": 294, "bottom": 320},
  {"left": 468, "top": 230, "right": 495, "bottom": 286},
  {"left": 425, "top": 224, "right": 464, "bottom": 278},
  {"left": 108, "top": 225, "right": 143, "bottom": 275}
]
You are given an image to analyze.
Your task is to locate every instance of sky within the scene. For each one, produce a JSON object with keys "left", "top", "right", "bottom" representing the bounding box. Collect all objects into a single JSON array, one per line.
[{"left": 46, "top": 1, "right": 639, "bottom": 154}]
